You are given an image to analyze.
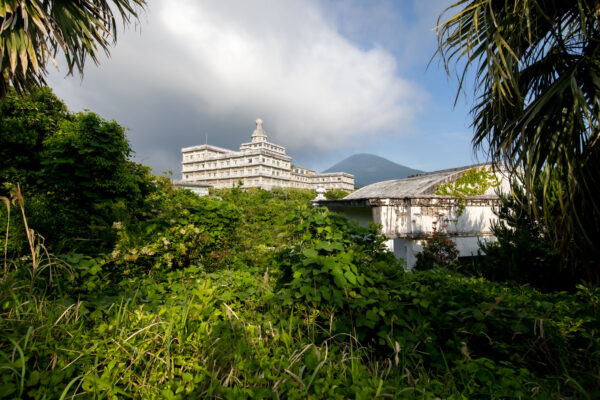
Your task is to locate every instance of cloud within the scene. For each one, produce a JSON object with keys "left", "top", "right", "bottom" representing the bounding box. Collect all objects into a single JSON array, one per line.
[
  {"left": 46, "top": 0, "right": 429, "bottom": 174},
  {"left": 156, "top": 0, "right": 425, "bottom": 148}
]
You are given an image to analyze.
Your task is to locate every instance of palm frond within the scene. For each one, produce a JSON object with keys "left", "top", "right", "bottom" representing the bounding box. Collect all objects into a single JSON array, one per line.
[
  {"left": 437, "top": 0, "right": 600, "bottom": 263},
  {"left": 0, "top": 0, "right": 146, "bottom": 96}
]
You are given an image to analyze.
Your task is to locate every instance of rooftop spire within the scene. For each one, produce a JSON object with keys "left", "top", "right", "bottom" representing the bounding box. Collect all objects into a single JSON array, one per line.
[{"left": 251, "top": 118, "right": 267, "bottom": 142}]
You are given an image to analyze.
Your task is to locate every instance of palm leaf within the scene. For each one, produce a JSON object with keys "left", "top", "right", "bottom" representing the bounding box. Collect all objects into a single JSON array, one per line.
[
  {"left": 436, "top": 0, "right": 600, "bottom": 266},
  {"left": 0, "top": 0, "right": 146, "bottom": 96}
]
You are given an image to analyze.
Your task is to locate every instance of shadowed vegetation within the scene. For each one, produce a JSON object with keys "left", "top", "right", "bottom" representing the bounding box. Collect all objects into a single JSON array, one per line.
[{"left": 436, "top": 0, "right": 600, "bottom": 276}]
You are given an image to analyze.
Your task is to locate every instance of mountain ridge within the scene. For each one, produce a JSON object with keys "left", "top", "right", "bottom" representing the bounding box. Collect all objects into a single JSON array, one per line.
[{"left": 323, "top": 153, "right": 424, "bottom": 188}]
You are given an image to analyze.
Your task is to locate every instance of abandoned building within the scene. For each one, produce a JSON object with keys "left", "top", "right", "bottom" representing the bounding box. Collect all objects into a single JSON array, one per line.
[
  {"left": 316, "top": 164, "right": 511, "bottom": 268},
  {"left": 181, "top": 118, "right": 354, "bottom": 191}
]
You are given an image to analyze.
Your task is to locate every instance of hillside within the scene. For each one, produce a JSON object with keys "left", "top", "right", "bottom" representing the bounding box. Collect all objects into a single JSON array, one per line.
[{"left": 323, "top": 153, "right": 423, "bottom": 187}]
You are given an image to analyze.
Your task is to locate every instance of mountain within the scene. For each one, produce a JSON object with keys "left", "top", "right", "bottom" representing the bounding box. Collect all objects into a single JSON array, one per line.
[{"left": 323, "top": 153, "right": 424, "bottom": 188}]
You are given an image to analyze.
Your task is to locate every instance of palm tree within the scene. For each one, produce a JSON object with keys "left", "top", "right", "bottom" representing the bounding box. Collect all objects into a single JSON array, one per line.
[
  {"left": 436, "top": 0, "right": 600, "bottom": 269},
  {"left": 0, "top": 0, "right": 146, "bottom": 96}
]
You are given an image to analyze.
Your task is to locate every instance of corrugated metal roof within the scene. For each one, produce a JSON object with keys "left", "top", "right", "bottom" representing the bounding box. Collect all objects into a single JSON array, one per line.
[{"left": 343, "top": 164, "right": 493, "bottom": 200}]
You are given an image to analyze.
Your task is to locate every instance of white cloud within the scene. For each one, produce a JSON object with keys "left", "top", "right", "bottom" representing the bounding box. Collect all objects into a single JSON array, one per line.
[
  {"left": 148, "top": 0, "right": 424, "bottom": 149},
  {"left": 46, "top": 0, "right": 431, "bottom": 173}
]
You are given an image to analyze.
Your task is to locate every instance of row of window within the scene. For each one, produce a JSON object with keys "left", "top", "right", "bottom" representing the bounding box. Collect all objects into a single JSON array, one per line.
[
  {"left": 246, "top": 142, "right": 285, "bottom": 153},
  {"left": 183, "top": 157, "right": 290, "bottom": 170},
  {"left": 185, "top": 169, "right": 291, "bottom": 179},
  {"left": 185, "top": 168, "right": 349, "bottom": 180},
  {"left": 208, "top": 180, "right": 351, "bottom": 190}
]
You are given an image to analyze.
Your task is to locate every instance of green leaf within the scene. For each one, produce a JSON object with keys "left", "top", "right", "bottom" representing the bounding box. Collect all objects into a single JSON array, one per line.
[
  {"left": 344, "top": 270, "right": 357, "bottom": 286},
  {"left": 315, "top": 241, "right": 333, "bottom": 252},
  {"left": 302, "top": 248, "right": 318, "bottom": 260}
]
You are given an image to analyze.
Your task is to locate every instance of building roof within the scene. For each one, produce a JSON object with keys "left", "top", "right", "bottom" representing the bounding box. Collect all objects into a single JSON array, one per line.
[
  {"left": 181, "top": 144, "right": 235, "bottom": 154},
  {"left": 343, "top": 164, "right": 493, "bottom": 200}
]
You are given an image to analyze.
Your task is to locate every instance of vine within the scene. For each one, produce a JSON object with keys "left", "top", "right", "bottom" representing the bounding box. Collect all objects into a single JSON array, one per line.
[{"left": 435, "top": 166, "right": 501, "bottom": 216}]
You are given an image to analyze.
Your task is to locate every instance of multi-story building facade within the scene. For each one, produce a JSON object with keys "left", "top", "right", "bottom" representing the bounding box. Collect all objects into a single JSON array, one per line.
[{"left": 181, "top": 119, "right": 354, "bottom": 191}]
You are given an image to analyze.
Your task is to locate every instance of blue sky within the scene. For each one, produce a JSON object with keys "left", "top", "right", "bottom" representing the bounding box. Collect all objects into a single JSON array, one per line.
[{"left": 46, "top": 0, "right": 485, "bottom": 175}]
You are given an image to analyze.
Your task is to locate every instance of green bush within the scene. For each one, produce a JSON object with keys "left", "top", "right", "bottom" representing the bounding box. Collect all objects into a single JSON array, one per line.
[
  {"left": 275, "top": 206, "right": 404, "bottom": 342},
  {"left": 2, "top": 89, "right": 599, "bottom": 397},
  {"left": 0, "top": 88, "right": 69, "bottom": 192},
  {"left": 475, "top": 184, "right": 575, "bottom": 291},
  {"left": 0, "top": 89, "right": 157, "bottom": 253},
  {"left": 108, "top": 183, "right": 241, "bottom": 277},
  {"left": 324, "top": 189, "right": 349, "bottom": 200},
  {"left": 1, "top": 182, "right": 599, "bottom": 398},
  {"left": 414, "top": 228, "right": 460, "bottom": 271}
]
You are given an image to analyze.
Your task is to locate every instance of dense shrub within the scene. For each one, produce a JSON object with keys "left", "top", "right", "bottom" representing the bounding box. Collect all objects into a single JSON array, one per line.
[
  {"left": 324, "top": 189, "right": 349, "bottom": 200},
  {"left": 414, "top": 227, "right": 460, "bottom": 271},
  {"left": 0, "top": 89, "right": 157, "bottom": 253},
  {"left": 217, "top": 186, "right": 314, "bottom": 247},
  {"left": 1, "top": 89, "right": 599, "bottom": 398},
  {"left": 475, "top": 184, "right": 577, "bottom": 291},
  {"left": 1, "top": 184, "right": 599, "bottom": 398},
  {"left": 0, "top": 88, "right": 69, "bottom": 191},
  {"left": 108, "top": 180, "right": 241, "bottom": 277},
  {"left": 275, "top": 206, "right": 404, "bottom": 342}
]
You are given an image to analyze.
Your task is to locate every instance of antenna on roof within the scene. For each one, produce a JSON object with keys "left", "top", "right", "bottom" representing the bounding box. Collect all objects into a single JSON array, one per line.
[{"left": 205, "top": 132, "right": 208, "bottom": 145}]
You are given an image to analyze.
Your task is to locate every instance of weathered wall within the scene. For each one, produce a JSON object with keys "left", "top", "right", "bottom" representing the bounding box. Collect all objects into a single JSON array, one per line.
[
  {"left": 371, "top": 197, "right": 499, "bottom": 239},
  {"left": 371, "top": 197, "right": 500, "bottom": 268}
]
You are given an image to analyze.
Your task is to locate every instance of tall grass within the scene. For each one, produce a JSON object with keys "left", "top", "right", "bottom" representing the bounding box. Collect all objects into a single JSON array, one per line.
[{"left": 1, "top": 195, "right": 9, "bottom": 278}]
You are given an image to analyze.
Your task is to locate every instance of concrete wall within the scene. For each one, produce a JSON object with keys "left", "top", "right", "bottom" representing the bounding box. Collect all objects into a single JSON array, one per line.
[
  {"left": 372, "top": 197, "right": 499, "bottom": 239},
  {"left": 384, "top": 234, "right": 496, "bottom": 269},
  {"left": 322, "top": 204, "right": 374, "bottom": 227},
  {"left": 363, "top": 197, "right": 500, "bottom": 269},
  {"left": 320, "top": 196, "right": 502, "bottom": 268},
  {"left": 183, "top": 186, "right": 210, "bottom": 197}
]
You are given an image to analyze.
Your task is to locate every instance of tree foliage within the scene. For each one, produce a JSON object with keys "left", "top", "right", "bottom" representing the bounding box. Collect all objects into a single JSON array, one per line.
[
  {"left": 324, "top": 189, "right": 349, "bottom": 200},
  {"left": 476, "top": 183, "right": 571, "bottom": 290},
  {"left": 415, "top": 228, "right": 460, "bottom": 271},
  {"left": 0, "top": 0, "right": 146, "bottom": 96},
  {"left": 0, "top": 88, "right": 155, "bottom": 252},
  {"left": 0, "top": 87, "right": 67, "bottom": 186},
  {"left": 436, "top": 0, "right": 600, "bottom": 266}
]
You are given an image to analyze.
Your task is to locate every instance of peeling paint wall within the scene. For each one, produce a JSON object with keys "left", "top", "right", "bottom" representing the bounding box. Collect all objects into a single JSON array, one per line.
[
  {"left": 371, "top": 196, "right": 501, "bottom": 268},
  {"left": 371, "top": 197, "right": 499, "bottom": 239}
]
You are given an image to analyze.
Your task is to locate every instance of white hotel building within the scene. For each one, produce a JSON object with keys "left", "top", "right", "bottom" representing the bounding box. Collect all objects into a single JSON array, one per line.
[{"left": 181, "top": 119, "right": 354, "bottom": 191}]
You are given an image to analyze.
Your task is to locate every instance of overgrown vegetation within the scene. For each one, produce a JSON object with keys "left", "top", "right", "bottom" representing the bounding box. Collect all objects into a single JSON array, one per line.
[
  {"left": 1, "top": 90, "right": 599, "bottom": 398},
  {"left": 414, "top": 227, "right": 460, "bottom": 271},
  {"left": 435, "top": 166, "right": 500, "bottom": 216},
  {"left": 1, "top": 88, "right": 156, "bottom": 253},
  {"left": 435, "top": 166, "right": 499, "bottom": 198},
  {"left": 324, "top": 189, "right": 349, "bottom": 200},
  {"left": 436, "top": 0, "right": 600, "bottom": 273},
  {"left": 474, "top": 183, "right": 574, "bottom": 292}
]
